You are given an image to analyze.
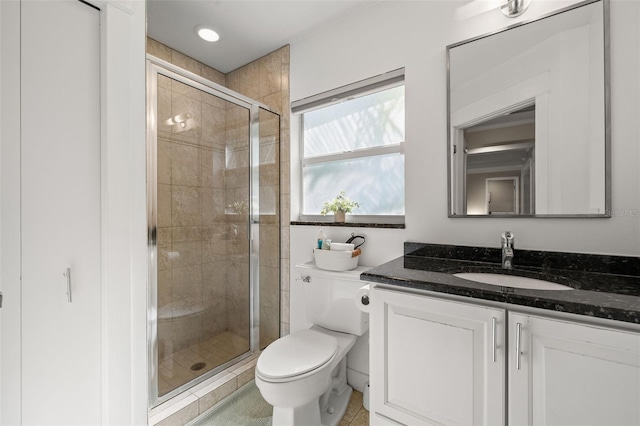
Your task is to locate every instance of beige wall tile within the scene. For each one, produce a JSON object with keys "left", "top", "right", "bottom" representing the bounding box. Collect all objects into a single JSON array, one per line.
[
  {"left": 260, "top": 91, "right": 282, "bottom": 115},
  {"left": 158, "top": 74, "right": 172, "bottom": 90},
  {"left": 280, "top": 257, "right": 290, "bottom": 292},
  {"left": 171, "top": 50, "right": 202, "bottom": 76},
  {"left": 171, "top": 143, "right": 201, "bottom": 187},
  {"left": 171, "top": 92, "right": 202, "bottom": 143},
  {"left": 202, "top": 91, "right": 227, "bottom": 110},
  {"left": 157, "top": 87, "right": 173, "bottom": 133},
  {"left": 225, "top": 71, "right": 239, "bottom": 92},
  {"left": 202, "top": 303, "right": 228, "bottom": 339},
  {"left": 202, "top": 261, "right": 227, "bottom": 299},
  {"left": 171, "top": 186, "right": 202, "bottom": 226},
  {"left": 280, "top": 290, "right": 290, "bottom": 326},
  {"left": 202, "top": 64, "right": 226, "bottom": 86},
  {"left": 170, "top": 241, "right": 202, "bottom": 269},
  {"left": 153, "top": 400, "right": 199, "bottom": 426},
  {"left": 260, "top": 265, "right": 280, "bottom": 308},
  {"left": 157, "top": 139, "right": 172, "bottom": 185},
  {"left": 236, "top": 366, "right": 255, "bottom": 388},
  {"left": 260, "top": 306, "right": 279, "bottom": 347},
  {"left": 259, "top": 226, "right": 280, "bottom": 268},
  {"left": 171, "top": 78, "right": 202, "bottom": 102},
  {"left": 158, "top": 184, "right": 173, "bottom": 228},
  {"left": 158, "top": 269, "right": 173, "bottom": 310},
  {"left": 201, "top": 148, "right": 225, "bottom": 189},
  {"left": 280, "top": 161, "right": 290, "bottom": 196},
  {"left": 171, "top": 226, "right": 202, "bottom": 243},
  {"left": 171, "top": 266, "right": 203, "bottom": 304},
  {"left": 280, "top": 198, "right": 290, "bottom": 228},
  {"left": 200, "top": 188, "right": 225, "bottom": 226},
  {"left": 280, "top": 128, "right": 290, "bottom": 164},
  {"left": 239, "top": 61, "right": 260, "bottom": 99},
  {"left": 259, "top": 51, "right": 282, "bottom": 97},
  {"left": 280, "top": 321, "right": 290, "bottom": 337},
  {"left": 197, "top": 375, "right": 238, "bottom": 414},
  {"left": 201, "top": 103, "right": 226, "bottom": 148},
  {"left": 147, "top": 38, "right": 172, "bottom": 63}
]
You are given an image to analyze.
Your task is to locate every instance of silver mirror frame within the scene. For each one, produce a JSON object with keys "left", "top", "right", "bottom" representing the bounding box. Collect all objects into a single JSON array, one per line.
[{"left": 446, "top": 0, "right": 611, "bottom": 218}]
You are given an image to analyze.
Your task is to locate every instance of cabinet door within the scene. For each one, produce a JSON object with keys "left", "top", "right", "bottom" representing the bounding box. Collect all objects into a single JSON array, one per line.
[
  {"left": 509, "top": 313, "right": 640, "bottom": 426},
  {"left": 371, "top": 288, "right": 505, "bottom": 426},
  {"left": 21, "top": 1, "right": 101, "bottom": 424}
]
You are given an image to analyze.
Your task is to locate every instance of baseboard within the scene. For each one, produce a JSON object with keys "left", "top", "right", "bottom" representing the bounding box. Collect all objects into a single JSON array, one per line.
[{"left": 346, "top": 368, "right": 368, "bottom": 393}]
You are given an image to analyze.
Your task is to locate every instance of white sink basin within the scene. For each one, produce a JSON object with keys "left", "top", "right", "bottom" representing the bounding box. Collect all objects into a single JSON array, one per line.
[{"left": 454, "top": 273, "right": 574, "bottom": 290}]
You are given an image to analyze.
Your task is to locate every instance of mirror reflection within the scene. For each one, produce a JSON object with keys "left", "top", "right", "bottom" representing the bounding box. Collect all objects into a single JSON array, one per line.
[{"left": 448, "top": 0, "right": 609, "bottom": 217}]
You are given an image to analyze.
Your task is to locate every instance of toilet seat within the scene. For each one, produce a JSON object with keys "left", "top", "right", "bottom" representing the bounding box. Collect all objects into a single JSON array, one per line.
[{"left": 257, "top": 329, "right": 338, "bottom": 380}]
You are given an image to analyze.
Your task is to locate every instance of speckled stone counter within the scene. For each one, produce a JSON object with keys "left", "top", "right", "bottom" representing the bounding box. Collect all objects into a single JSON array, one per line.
[{"left": 361, "top": 243, "right": 640, "bottom": 324}]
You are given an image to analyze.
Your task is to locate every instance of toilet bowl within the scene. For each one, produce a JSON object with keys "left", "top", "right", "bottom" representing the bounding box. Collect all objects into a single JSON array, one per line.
[
  {"left": 256, "top": 326, "right": 357, "bottom": 426},
  {"left": 255, "top": 262, "right": 370, "bottom": 426}
]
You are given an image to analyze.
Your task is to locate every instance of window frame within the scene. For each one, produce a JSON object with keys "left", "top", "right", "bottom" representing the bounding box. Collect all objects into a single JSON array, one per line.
[{"left": 295, "top": 70, "right": 406, "bottom": 224}]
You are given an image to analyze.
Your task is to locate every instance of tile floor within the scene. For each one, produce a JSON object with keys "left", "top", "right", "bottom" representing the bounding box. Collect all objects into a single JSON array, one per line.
[
  {"left": 340, "top": 390, "right": 369, "bottom": 426},
  {"left": 158, "top": 331, "right": 249, "bottom": 396}
]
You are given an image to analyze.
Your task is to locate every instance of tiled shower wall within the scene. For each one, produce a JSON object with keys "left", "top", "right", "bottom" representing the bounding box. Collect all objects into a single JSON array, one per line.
[{"left": 147, "top": 39, "right": 291, "bottom": 354}]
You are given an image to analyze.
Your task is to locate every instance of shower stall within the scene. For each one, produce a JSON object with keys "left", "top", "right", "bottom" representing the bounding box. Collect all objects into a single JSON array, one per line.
[{"left": 146, "top": 56, "right": 281, "bottom": 406}]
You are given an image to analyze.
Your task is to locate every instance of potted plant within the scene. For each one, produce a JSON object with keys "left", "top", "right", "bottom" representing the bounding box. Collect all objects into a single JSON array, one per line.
[{"left": 320, "top": 190, "right": 360, "bottom": 223}]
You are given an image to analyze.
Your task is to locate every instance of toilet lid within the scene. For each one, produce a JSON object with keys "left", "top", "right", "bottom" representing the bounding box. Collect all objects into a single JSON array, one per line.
[{"left": 257, "top": 329, "right": 338, "bottom": 380}]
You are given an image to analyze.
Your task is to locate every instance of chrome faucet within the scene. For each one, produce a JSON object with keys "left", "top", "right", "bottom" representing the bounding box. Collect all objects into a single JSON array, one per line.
[{"left": 501, "top": 231, "right": 514, "bottom": 269}]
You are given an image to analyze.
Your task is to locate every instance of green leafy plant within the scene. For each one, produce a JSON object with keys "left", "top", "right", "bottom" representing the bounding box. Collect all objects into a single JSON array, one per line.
[{"left": 320, "top": 190, "right": 360, "bottom": 215}]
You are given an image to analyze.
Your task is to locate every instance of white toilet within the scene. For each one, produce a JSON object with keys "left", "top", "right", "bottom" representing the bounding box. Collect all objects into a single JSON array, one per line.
[{"left": 255, "top": 262, "right": 370, "bottom": 426}]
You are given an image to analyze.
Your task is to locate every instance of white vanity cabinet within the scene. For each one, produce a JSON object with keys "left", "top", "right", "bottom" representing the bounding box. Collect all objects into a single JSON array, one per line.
[
  {"left": 370, "top": 287, "right": 506, "bottom": 426},
  {"left": 370, "top": 286, "right": 640, "bottom": 426},
  {"left": 508, "top": 312, "right": 640, "bottom": 426}
]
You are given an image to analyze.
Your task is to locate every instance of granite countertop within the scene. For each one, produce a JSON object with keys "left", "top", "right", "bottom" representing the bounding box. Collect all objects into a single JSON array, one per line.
[{"left": 361, "top": 243, "right": 640, "bottom": 325}]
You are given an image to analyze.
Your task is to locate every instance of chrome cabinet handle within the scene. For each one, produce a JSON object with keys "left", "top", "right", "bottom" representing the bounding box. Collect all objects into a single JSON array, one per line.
[
  {"left": 515, "top": 322, "right": 522, "bottom": 370},
  {"left": 492, "top": 317, "right": 497, "bottom": 362},
  {"left": 63, "top": 267, "right": 72, "bottom": 303}
]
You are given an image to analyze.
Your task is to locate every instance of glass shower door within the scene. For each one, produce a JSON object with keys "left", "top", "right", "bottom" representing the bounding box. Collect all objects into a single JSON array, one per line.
[
  {"left": 258, "top": 107, "right": 281, "bottom": 349},
  {"left": 149, "top": 67, "right": 252, "bottom": 400}
]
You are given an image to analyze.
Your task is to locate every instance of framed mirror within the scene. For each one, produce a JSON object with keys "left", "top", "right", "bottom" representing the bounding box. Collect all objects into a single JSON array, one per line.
[{"left": 447, "top": 0, "right": 610, "bottom": 217}]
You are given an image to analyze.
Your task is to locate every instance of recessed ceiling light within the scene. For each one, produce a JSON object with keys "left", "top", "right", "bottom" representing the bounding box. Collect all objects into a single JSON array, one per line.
[{"left": 195, "top": 25, "right": 220, "bottom": 42}]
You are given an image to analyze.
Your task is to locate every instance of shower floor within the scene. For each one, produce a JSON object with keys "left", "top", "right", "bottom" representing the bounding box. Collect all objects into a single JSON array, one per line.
[{"left": 158, "top": 331, "right": 250, "bottom": 397}]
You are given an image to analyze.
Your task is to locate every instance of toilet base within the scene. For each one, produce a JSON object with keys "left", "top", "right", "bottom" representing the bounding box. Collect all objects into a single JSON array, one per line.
[
  {"left": 270, "top": 384, "right": 353, "bottom": 426},
  {"left": 320, "top": 384, "right": 353, "bottom": 426}
]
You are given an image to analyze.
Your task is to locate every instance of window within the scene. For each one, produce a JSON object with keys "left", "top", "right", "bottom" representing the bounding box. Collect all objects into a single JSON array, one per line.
[{"left": 295, "top": 69, "right": 405, "bottom": 223}]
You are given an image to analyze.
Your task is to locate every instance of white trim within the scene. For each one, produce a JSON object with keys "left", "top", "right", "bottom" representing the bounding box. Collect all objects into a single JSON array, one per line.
[
  {"left": 99, "top": 1, "right": 147, "bottom": 425},
  {"left": 292, "top": 68, "right": 405, "bottom": 114},
  {"left": 302, "top": 143, "right": 405, "bottom": 166},
  {"left": 0, "top": 1, "right": 22, "bottom": 424}
]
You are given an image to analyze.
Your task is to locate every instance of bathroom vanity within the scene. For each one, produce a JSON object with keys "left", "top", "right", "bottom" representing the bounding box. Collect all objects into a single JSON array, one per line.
[{"left": 362, "top": 243, "right": 640, "bottom": 426}]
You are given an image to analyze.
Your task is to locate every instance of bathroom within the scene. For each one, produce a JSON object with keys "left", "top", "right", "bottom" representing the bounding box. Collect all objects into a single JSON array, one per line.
[{"left": 0, "top": 0, "right": 638, "bottom": 425}]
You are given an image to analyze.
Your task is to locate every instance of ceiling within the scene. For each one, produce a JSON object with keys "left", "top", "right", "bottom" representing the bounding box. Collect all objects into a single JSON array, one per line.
[{"left": 147, "top": 0, "right": 379, "bottom": 74}]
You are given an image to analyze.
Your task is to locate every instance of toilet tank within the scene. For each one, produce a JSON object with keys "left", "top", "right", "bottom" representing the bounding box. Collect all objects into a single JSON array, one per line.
[{"left": 295, "top": 262, "right": 370, "bottom": 336}]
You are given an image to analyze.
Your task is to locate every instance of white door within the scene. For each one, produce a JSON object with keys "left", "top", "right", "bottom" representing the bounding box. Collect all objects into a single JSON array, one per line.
[
  {"left": 486, "top": 177, "right": 519, "bottom": 214},
  {"left": 21, "top": 1, "right": 102, "bottom": 424},
  {"left": 371, "top": 288, "right": 505, "bottom": 426},
  {"left": 509, "top": 313, "right": 640, "bottom": 426}
]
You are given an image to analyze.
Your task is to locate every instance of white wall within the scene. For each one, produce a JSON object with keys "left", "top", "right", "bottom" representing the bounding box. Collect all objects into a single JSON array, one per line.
[
  {"left": 291, "top": 0, "right": 640, "bottom": 258},
  {"left": 289, "top": 0, "right": 640, "bottom": 390}
]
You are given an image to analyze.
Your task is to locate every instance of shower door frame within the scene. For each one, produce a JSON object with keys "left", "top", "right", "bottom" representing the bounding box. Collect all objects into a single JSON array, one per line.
[{"left": 146, "top": 55, "right": 271, "bottom": 408}]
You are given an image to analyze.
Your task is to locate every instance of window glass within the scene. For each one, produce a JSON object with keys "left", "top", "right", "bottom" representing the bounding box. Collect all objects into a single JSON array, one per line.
[
  {"left": 303, "top": 86, "right": 405, "bottom": 157},
  {"left": 303, "top": 153, "right": 405, "bottom": 215}
]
